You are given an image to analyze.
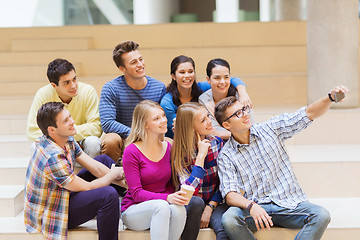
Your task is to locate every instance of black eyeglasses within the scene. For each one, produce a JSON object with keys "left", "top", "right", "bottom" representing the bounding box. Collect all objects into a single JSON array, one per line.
[{"left": 223, "top": 105, "right": 251, "bottom": 122}]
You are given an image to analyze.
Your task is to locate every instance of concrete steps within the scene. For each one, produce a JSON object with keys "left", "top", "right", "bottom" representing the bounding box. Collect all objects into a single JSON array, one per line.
[
  {"left": 254, "top": 107, "right": 360, "bottom": 145},
  {"left": 11, "top": 38, "right": 92, "bottom": 52},
  {"left": 0, "top": 135, "right": 32, "bottom": 158},
  {"left": 0, "top": 198, "right": 358, "bottom": 240},
  {"left": 1, "top": 106, "right": 359, "bottom": 144},
  {"left": 0, "top": 143, "right": 359, "bottom": 201},
  {"left": 0, "top": 22, "right": 307, "bottom": 52},
  {"left": 0, "top": 116, "right": 27, "bottom": 135},
  {"left": 0, "top": 185, "right": 24, "bottom": 217},
  {"left": 1, "top": 140, "right": 359, "bottom": 238},
  {"left": 288, "top": 144, "right": 360, "bottom": 198},
  {"left": 0, "top": 73, "right": 308, "bottom": 110},
  {"left": 0, "top": 46, "right": 306, "bottom": 77},
  {"left": 0, "top": 62, "right": 83, "bottom": 81},
  {"left": 0, "top": 22, "right": 358, "bottom": 240},
  {"left": 0, "top": 158, "right": 28, "bottom": 186}
]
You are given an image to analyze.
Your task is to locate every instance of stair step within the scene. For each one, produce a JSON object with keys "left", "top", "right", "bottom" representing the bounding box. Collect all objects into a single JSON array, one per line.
[
  {"left": 0, "top": 96, "right": 33, "bottom": 115},
  {"left": 0, "top": 76, "right": 109, "bottom": 97},
  {"left": 0, "top": 65, "right": 46, "bottom": 81},
  {"left": 1, "top": 106, "right": 359, "bottom": 145},
  {"left": 288, "top": 144, "right": 360, "bottom": 198},
  {"left": 0, "top": 63, "right": 83, "bottom": 81},
  {"left": 0, "top": 73, "right": 307, "bottom": 110},
  {"left": 0, "top": 185, "right": 24, "bottom": 217},
  {"left": 0, "top": 45, "right": 306, "bottom": 75},
  {"left": 0, "top": 135, "right": 32, "bottom": 158},
  {"left": 254, "top": 107, "right": 360, "bottom": 145},
  {"left": 0, "top": 115, "right": 27, "bottom": 135},
  {"left": 0, "top": 158, "right": 28, "bottom": 185},
  {"left": 11, "top": 38, "right": 92, "bottom": 52},
  {"left": 0, "top": 198, "right": 358, "bottom": 240},
  {"left": 0, "top": 144, "right": 359, "bottom": 200}
]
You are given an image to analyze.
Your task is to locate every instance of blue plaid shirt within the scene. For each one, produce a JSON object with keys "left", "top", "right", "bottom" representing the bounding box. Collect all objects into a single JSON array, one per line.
[
  {"left": 24, "top": 135, "right": 82, "bottom": 239},
  {"left": 218, "top": 107, "right": 312, "bottom": 209}
]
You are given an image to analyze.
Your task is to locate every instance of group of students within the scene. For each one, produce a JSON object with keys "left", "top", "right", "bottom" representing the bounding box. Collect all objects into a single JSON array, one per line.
[{"left": 24, "top": 40, "right": 348, "bottom": 240}]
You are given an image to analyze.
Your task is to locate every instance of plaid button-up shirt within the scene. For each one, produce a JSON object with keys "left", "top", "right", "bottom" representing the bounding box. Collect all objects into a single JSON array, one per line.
[
  {"left": 180, "top": 136, "right": 224, "bottom": 203},
  {"left": 24, "top": 135, "right": 82, "bottom": 239},
  {"left": 218, "top": 107, "right": 312, "bottom": 209}
]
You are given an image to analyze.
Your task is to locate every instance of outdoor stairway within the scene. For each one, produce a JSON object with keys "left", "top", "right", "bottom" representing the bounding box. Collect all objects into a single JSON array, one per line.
[
  {"left": 0, "top": 109, "right": 359, "bottom": 240},
  {"left": 0, "top": 22, "right": 359, "bottom": 239}
]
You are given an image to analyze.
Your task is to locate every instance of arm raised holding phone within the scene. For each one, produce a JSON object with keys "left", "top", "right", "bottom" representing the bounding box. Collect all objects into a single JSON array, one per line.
[{"left": 306, "top": 85, "right": 348, "bottom": 121}]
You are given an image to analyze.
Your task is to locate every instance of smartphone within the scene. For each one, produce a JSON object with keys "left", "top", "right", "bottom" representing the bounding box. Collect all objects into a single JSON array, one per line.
[{"left": 334, "top": 91, "right": 345, "bottom": 103}]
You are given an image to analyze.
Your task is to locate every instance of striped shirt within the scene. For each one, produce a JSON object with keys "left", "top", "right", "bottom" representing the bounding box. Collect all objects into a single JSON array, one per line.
[
  {"left": 180, "top": 136, "right": 224, "bottom": 204},
  {"left": 218, "top": 107, "right": 312, "bottom": 209},
  {"left": 24, "top": 135, "right": 82, "bottom": 239},
  {"left": 99, "top": 75, "right": 166, "bottom": 138}
]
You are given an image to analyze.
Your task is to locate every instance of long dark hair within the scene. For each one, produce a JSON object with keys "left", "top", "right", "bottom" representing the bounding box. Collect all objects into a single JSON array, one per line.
[
  {"left": 206, "top": 58, "right": 236, "bottom": 97},
  {"left": 166, "top": 55, "right": 202, "bottom": 107}
]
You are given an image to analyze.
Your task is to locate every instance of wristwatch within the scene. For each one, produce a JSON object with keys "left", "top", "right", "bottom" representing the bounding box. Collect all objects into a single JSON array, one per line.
[
  {"left": 328, "top": 91, "right": 335, "bottom": 102},
  {"left": 207, "top": 203, "right": 216, "bottom": 211}
]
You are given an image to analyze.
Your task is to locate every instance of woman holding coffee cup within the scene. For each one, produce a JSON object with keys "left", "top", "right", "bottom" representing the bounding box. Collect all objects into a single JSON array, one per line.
[
  {"left": 171, "top": 102, "right": 230, "bottom": 240},
  {"left": 121, "top": 100, "right": 188, "bottom": 240}
]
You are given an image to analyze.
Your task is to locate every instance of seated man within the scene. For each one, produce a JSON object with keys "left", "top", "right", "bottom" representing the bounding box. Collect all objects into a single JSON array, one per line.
[
  {"left": 27, "top": 58, "right": 102, "bottom": 158},
  {"left": 214, "top": 86, "right": 348, "bottom": 240},
  {"left": 100, "top": 40, "right": 166, "bottom": 162},
  {"left": 24, "top": 102, "right": 125, "bottom": 240}
]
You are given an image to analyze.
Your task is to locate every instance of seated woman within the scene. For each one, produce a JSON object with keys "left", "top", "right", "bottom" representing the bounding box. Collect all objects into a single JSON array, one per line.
[
  {"left": 160, "top": 55, "right": 250, "bottom": 138},
  {"left": 199, "top": 58, "right": 252, "bottom": 140},
  {"left": 121, "top": 100, "right": 187, "bottom": 240},
  {"left": 171, "top": 102, "right": 229, "bottom": 240}
]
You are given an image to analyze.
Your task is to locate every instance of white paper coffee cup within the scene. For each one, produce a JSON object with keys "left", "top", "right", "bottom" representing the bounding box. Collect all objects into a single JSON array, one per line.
[{"left": 180, "top": 184, "right": 195, "bottom": 205}]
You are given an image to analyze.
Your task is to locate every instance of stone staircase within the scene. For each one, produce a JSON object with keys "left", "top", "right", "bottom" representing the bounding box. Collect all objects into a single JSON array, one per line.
[{"left": 0, "top": 22, "right": 359, "bottom": 239}]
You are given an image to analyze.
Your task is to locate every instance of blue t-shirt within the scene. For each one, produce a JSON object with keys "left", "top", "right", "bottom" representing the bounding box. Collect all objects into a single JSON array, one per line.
[{"left": 100, "top": 75, "right": 166, "bottom": 138}]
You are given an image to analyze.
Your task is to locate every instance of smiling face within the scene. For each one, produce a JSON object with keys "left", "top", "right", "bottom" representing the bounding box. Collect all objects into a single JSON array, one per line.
[
  {"left": 207, "top": 65, "right": 231, "bottom": 96},
  {"left": 222, "top": 101, "right": 252, "bottom": 134},
  {"left": 50, "top": 108, "right": 76, "bottom": 139},
  {"left": 51, "top": 69, "right": 78, "bottom": 104},
  {"left": 119, "top": 50, "right": 146, "bottom": 80},
  {"left": 145, "top": 107, "right": 168, "bottom": 135},
  {"left": 172, "top": 61, "right": 196, "bottom": 91},
  {"left": 193, "top": 107, "right": 213, "bottom": 136}
]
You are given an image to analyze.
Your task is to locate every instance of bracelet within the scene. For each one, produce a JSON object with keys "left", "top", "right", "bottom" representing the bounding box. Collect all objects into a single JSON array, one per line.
[
  {"left": 246, "top": 201, "right": 256, "bottom": 212},
  {"left": 328, "top": 92, "right": 335, "bottom": 102},
  {"left": 207, "top": 203, "right": 216, "bottom": 211}
]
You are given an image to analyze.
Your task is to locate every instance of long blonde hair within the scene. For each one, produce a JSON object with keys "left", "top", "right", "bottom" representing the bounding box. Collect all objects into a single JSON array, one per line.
[
  {"left": 171, "top": 102, "right": 205, "bottom": 188},
  {"left": 126, "top": 100, "right": 165, "bottom": 147}
]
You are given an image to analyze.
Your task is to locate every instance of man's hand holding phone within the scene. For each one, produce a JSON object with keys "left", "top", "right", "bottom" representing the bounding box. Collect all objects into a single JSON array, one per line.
[{"left": 329, "top": 86, "right": 348, "bottom": 103}]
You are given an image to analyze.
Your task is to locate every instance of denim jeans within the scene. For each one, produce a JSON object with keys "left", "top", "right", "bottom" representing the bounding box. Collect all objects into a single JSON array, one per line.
[
  {"left": 181, "top": 196, "right": 230, "bottom": 240},
  {"left": 122, "top": 199, "right": 186, "bottom": 240},
  {"left": 210, "top": 202, "right": 231, "bottom": 240},
  {"left": 222, "top": 201, "right": 331, "bottom": 240}
]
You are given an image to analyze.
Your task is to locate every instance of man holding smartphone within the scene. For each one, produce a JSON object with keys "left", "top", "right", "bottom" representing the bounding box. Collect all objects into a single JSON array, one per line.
[{"left": 214, "top": 86, "right": 348, "bottom": 240}]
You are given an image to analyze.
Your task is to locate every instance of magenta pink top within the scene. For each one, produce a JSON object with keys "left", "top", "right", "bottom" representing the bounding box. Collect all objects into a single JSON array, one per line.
[{"left": 121, "top": 142, "right": 175, "bottom": 212}]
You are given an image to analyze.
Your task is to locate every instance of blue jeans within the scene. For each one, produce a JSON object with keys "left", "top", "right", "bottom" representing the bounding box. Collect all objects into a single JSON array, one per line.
[
  {"left": 181, "top": 196, "right": 230, "bottom": 240},
  {"left": 222, "top": 201, "right": 331, "bottom": 240}
]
